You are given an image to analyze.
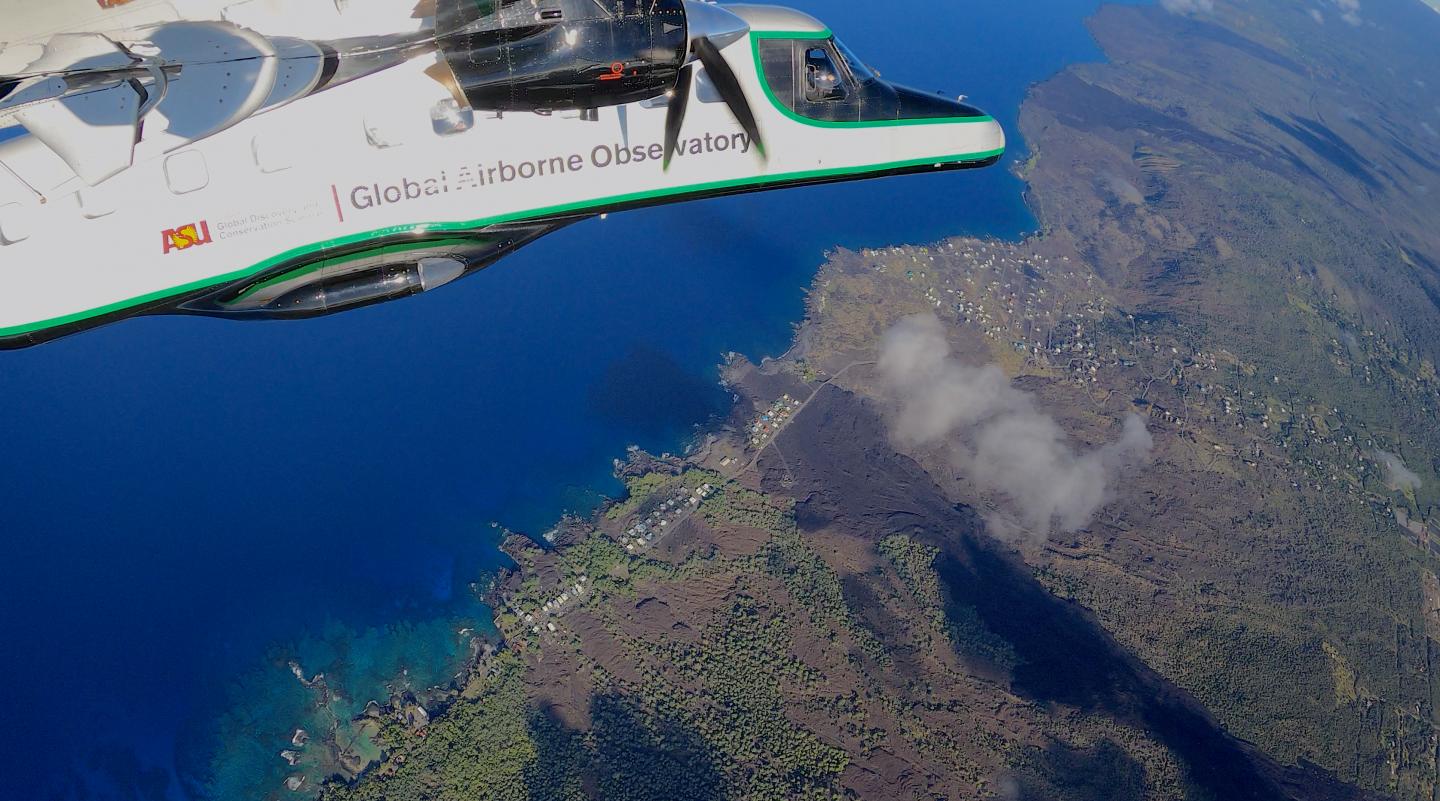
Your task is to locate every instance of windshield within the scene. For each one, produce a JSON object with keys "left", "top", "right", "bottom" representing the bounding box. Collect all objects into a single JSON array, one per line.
[{"left": 832, "top": 37, "right": 878, "bottom": 84}]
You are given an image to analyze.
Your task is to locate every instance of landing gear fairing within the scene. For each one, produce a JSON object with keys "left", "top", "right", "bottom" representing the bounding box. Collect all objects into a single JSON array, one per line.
[{"left": 0, "top": 1, "right": 1004, "bottom": 349}]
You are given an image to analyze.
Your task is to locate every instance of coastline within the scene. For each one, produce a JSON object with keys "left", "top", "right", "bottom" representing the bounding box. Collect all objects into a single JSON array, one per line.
[
  {"left": 184, "top": 2, "right": 1127, "bottom": 796},
  {"left": 303, "top": 217, "right": 1087, "bottom": 796},
  {"left": 0, "top": 3, "right": 1131, "bottom": 799},
  {"left": 312, "top": 0, "right": 1440, "bottom": 797},
  {"left": 294, "top": 35, "right": 1090, "bottom": 801},
  {"left": 304, "top": 354, "right": 813, "bottom": 795}
]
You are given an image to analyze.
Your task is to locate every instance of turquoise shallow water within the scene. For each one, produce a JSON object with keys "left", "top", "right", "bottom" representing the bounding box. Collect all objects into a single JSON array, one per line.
[
  {"left": 200, "top": 614, "right": 495, "bottom": 798},
  {"left": 0, "top": 2, "right": 1116, "bottom": 798}
]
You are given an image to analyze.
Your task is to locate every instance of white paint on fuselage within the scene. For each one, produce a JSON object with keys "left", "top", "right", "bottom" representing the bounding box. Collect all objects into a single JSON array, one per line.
[
  {"left": 0, "top": 28, "right": 1004, "bottom": 338},
  {"left": 0, "top": 0, "right": 421, "bottom": 55}
]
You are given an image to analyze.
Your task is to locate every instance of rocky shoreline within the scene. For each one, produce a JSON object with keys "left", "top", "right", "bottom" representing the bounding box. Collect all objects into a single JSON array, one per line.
[
  {"left": 297, "top": 349, "right": 800, "bottom": 798},
  {"left": 277, "top": 613, "right": 501, "bottom": 796},
  {"left": 305, "top": 1, "right": 1440, "bottom": 796}
]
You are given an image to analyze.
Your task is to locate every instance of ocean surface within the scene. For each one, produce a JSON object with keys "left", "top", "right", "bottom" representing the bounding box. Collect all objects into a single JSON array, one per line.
[{"left": 0, "top": 2, "right": 1115, "bottom": 798}]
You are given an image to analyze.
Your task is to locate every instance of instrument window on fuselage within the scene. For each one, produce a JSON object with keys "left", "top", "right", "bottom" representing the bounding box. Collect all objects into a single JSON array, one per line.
[
  {"left": 758, "top": 39, "right": 796, "bottom": 105},
  {"left": 757, "top": 37, "right": 873, "bottom": 123},
  {"left": 803, "top": 46, "right": 846, "bottom": 102}
]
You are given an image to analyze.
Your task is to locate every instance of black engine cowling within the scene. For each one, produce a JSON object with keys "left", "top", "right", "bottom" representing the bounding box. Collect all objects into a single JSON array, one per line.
[{"left": 433, "top": 0, "right": 688, "bottom": 112}]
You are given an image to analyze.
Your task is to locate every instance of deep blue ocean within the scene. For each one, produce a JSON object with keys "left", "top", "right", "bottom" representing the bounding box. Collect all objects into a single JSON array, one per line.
[{"left": 0, "top": 2, "right": 1113, "bottom": 798}]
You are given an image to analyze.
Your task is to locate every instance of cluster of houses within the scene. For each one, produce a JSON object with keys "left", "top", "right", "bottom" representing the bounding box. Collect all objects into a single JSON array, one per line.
[
  {"left": 520, "top": 575, "right": 589, "bottom": 635},
  {"left": 871, "top": 239, "right": 1440, "bottom": 560},
  {"left": 869, "top": 240, "right": 1113, "bottom": 380},
  {"left": 749, "top": 395, "right": 802, "bottom": 447},
  {"left": 621, "top": 482, "right": 717, "bottom": 552}
]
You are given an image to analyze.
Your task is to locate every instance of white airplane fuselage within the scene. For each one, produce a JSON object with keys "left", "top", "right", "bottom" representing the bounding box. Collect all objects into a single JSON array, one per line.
[{"left": 0, "top": 5, "right": 1004, "bottom": 347}]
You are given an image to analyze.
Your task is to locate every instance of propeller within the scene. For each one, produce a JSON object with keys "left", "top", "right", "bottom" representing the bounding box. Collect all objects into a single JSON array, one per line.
[
  {"left": 662, "top": 64, "right": 692, "bottom": 170},
  {"left": 663, "top": 1, "right": 765, "bottom": 171}
]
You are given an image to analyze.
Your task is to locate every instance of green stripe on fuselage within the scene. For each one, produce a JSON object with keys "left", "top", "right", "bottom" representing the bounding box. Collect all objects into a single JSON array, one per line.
[
  {"left": 748, "top": 30, "right": 996, "bottom": 129},
  {"left": 2, "top": 120, "right": 1002, "bottom": 339}
]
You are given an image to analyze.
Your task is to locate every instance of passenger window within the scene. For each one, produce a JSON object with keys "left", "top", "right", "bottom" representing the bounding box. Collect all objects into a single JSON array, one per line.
[
  {"left": 164, "top": 150, "right": 209, "bottom": 195},
  {"left": 804, "top": 46, "right": 846, "bottom": 102}
]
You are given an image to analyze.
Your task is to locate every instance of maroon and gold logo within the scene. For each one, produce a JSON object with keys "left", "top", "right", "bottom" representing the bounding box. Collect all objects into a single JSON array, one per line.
[
  {"left": 96, "top": 0, "right": 138, "bottom": 8},
  {"left": 161, "top": 221, "right": 213, "bottom": 255}
]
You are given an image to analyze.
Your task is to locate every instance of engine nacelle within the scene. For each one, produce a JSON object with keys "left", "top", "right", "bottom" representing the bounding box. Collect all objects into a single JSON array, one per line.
[
  {"left": 179, "top": 223, "right": 565, "bottom": 320},
  {"left": 432, "top": 0, "right": 688, "bottom": 113}
]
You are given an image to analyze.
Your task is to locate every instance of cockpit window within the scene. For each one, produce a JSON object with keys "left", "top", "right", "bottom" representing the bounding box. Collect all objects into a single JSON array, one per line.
[
  {"left": 804, "top": 46, "right": 846, "bottom": 102},
  {"left": 833, "top": 38, "right": 877, "bottom": 84},
  {"left": 758, "top": 34, "right": 981, "bottom": 124}
]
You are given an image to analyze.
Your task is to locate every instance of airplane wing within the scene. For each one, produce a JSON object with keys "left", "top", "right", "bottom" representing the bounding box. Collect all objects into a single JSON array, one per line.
[
  {"left": 0, "top": 0, "right": 180, "bottom": 62},
  {"left": 5, "top": 33, "right": 146, "bottom": 185},
  {"left": 0, "top": 0, "right": 427, "bottom": 74},
  {"left": 0, "top": 0, "right": 428, "bottom": 191}
]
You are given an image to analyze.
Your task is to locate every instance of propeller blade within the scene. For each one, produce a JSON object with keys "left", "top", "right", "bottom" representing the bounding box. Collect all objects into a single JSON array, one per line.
[
  {"left": 691, "top": 36, "right": 765, "bottom": 159},
  {"left": 663, "top": 62, "right": 693, "bottom": 171}
]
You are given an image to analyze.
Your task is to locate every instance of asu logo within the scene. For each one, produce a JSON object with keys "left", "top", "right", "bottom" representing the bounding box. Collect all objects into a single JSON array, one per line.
[
  {"left": 96, "top": 0, "right": 137, "bottom": 8},
  {"left": 161, "top": 221, "right": 213, "bottom": 255}
]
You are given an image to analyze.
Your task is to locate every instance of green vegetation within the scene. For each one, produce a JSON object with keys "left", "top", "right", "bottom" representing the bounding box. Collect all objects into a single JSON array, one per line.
[
  {"left": 877, "top": 535, "right": 948, "bottom": 640},
  {"left": 323, "top": 653, "right": 734, "bottom": 801},
  {"left": 879, "top": 535, "right": 1017, "bottom": 670},
  {"left": 323, "top": 654, "right": 538, "bottom": 801},
  {"left": 700, "top": 483, "right": 794, "bottom": 532},
  {"left": 332, "top": 5, "right": 1440, "bottom": 799},
  {"left": 604, "top": 473, "right": 674, "bottom": 520},
  {"left": 335, "top": 464, "right": 1203, "bottom": 801},
  {"left": 559, "top": 536, "right": 627, "bottom": 587},
  {"left": 767, "top": 530, "right": 891, "bottom": 666},
  {"left": 658, "top": 595, "right": 851, "bottom": 799}
]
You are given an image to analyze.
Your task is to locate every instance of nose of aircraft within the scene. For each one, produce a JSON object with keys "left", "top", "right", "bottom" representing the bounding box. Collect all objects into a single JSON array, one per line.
[
  {"left": 887, "top": 83, "right": 1006, "bottom": 158},
  {"left": 891, "top": 84, "right": 991, "bottom": 121}
]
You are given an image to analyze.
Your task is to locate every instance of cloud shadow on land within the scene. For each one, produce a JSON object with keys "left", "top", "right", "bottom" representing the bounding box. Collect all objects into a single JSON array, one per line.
[
  {"left": 524, "top": 694, "right": 727, "bottom": 801},
  {"left": 757, "top": 382, "right": 1383, "bottom": 801}
]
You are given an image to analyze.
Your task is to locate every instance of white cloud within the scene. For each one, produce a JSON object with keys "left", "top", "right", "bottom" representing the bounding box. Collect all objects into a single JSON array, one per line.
[
  {"left": 878, "top": 314, "right": 1153, "bottom": 539},
  {"left": 1309, "top": 8, "right": 1325, "bottom": 23},
  {"left": 1375, "top": 449, "right": 1423, "bottom": 491}
]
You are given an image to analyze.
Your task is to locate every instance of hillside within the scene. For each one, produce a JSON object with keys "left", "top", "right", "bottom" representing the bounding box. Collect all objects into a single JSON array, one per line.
[{"left": 321, "top": 1, "right": 1440, "bottom": 799}]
